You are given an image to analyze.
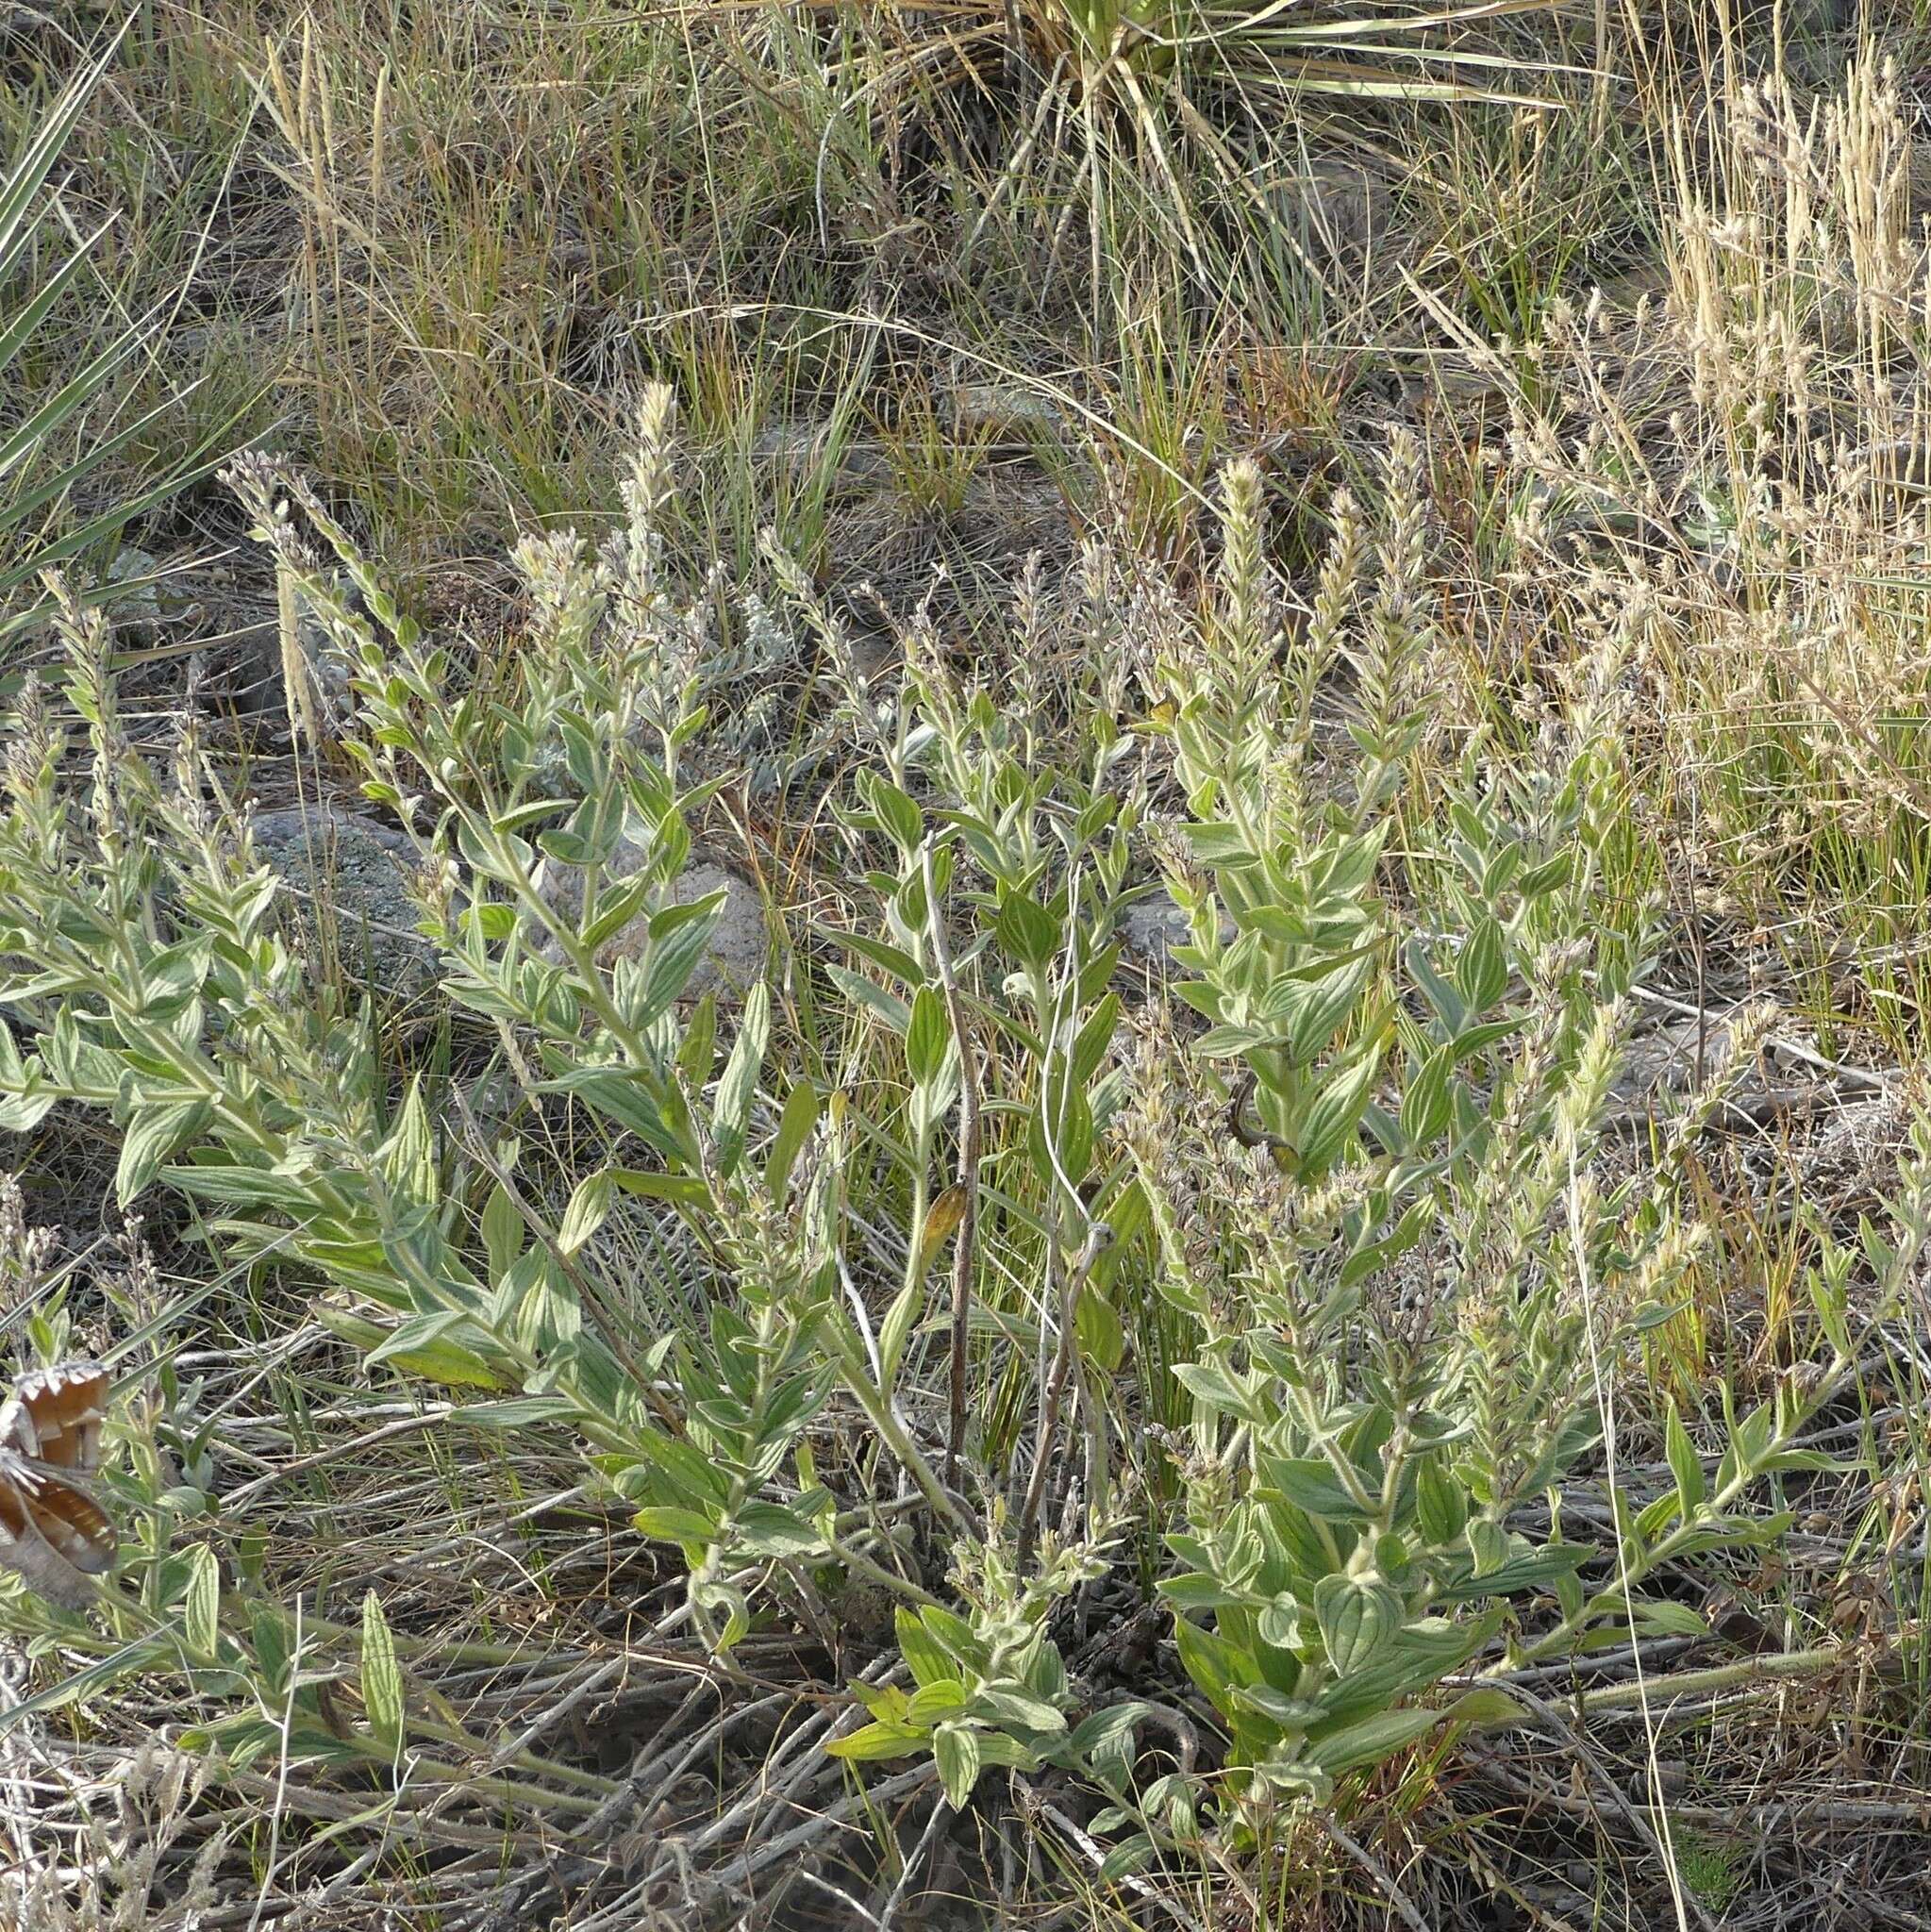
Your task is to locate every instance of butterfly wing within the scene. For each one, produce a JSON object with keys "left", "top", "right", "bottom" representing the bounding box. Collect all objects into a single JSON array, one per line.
[
  {"left": 0, "top": 1364, "right": 116, "bottom": 1608},
  {"left": 0, "top": 1448, "right": 115, "bottom": 1608},
  {"left": 0, "top": 1361, "right": 108, "bottom": 1471}
]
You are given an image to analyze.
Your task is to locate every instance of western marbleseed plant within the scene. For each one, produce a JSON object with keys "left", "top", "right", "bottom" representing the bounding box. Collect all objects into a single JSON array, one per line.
[{"left": 0, "top": 395, "right": 1906, "bottom": 1898}]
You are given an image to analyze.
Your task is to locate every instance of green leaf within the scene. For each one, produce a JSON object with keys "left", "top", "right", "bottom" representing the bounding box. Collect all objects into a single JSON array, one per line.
[
  {"left": 610, "top": 1168, "right": 710, "bottom": 1208},
  {"left": 1407, "top": 939, "right": 1464, "bottom": 1031},
  {"left": 1305, "top": 1703, "right": 1444, "bottom": 1775},
  {"left": 995, "top": 891, "right": 1059, "bottom": 972},
  {"left": 766, "top": 1079, "right": 821, "bottom": 1196},
  {"left": 905, "top": 1679, "right": 969, "bottom": 1724},
  {"left": 862, "top": 774, "right": 924, "bottom": 856},
  {"left": 1666, "top": 1402, "right": 1706, "bottom": 1515},
  {"left": 1436, "top": 1541, "right": 1590, "bottom": 1603},
  {"left": 1456, "top": 915, "right": 1507, "bottom": 1012},
  {"left": 117, "top": 1098, "right": 213, "bottom": 1207},
  {"left": 711, "top": 982, "right": 770, "bottom": 1176},
  {"left": 1173, "top": 1618, "right": 1250, "bottom": 1716},
  {"left": 1281, "top": 953, "right": 1377, "bottom": 1066},
  {"left": 360, "top": 1590, "right": 405, "bottom": 1752},
  {"left": 1465, "top": 1518, "right": 1507, "bottom": 1580},
  {"left": 824, "top": 962, "right": 912, "bottom": 1036},
  {"left": 1634, "top": 1600, "right": 1708, "bottom": 1638},
  {"left": 1097, "top": 1835, "right": 1156, "bottom": 1882},
  {"left": 558, "top": 1169, "right": 612, "bottom": 1257},
  {"left": 1232, "top": 1682, "right": 1323, "bottom": 1727},
  {"left": 1517, "top": 852, "right": 1572, "bottom": 900},
  {"left": 1400, "top": 1042, "right": 1455, "bottom": 1148},
  {"left": 934, "top": 1723, "right": 982, "bottom": 1809},
  {"left": 824, "top": 1720, "right": 924, "bottom": 1762},
  {"left": 631, "top": 1506, "right": 718, "bottom": 1547},
  {"left": 1632, "top": 1298, "right": 1692, "bottom": 1333},
  {"left": 181, "top": 1543, "right": 220, "bottom": 1665},
  {"left": 1193, "top": 1023, "right": 1266, "bottom": 1059},
  {"left": 1414, "top": 1456, "right": 1469, "bottom": 1546},
  {"left": 896, "top": 1607, "right": 956, "bottom": 1690},
  {"left": 637, "top": 1428, "right": 732, "bottom": 1507},
  {"left": 878, "top": 1277, "right": 924, "bottom": 1393},
  {"left": 1158, "top": 1572, "right": 1244, "bottom": 1611},
  {"left": 379, "top": 1079, "right": 440, "bottom": 1208},
  {"left": 454, "top": 1395, "right": 573, "bottom": 1429},
  {"left": 1172, "top": 1359, "right": 1251, "bottom": 1419},
  {"left": 907, "top": 985, "right": 952, "bottom": 1089},
  {"left": 732, "top": 1501, "right": 825, "bottom": 1557},
  {"left": 856, "top": 1682, "right": 913, "bottom": 1724},
  {"left": 1313, "top": 1574, "right": 1400, "bottom": 1676},
  {"left": 824, "top": 927, "right": 926, "bottom": 991},
  {"left": 548, "top": 1066, "right": 683, "bottom": 1151},
  {"left": 1257, "top": 1597, "right": 1305, "bottom": 1650},
  {"left": 1067, "top": 1702, "right": 1147, "bottom": 1773},
  {"left": 636, "top": 893, "right": 726, "bottom": 1024},
  {"left": 481, "top": 1182, "right": 523, "bottom": 1282},
  {"left": 1297, "top": 1041, "right": 1386, "bottom": 1175},
  {"left": 678, "top": 992, "right": 719, "bottom": 1087},
  {"left": 973, "top": 1684, "right": 1066, "bottom": 1734},
  {"left": 1445, "top": 1686, "right": 1526, "bottom": 1729},
  {"left": 366, "top": 1311, "right": 506, "bottom": 1391},
  {"left": 141, "top": 936, "right": 213, "bottom": 1011},
  {"left": 1450, "top": 1016, "right": 1523, "bottom": 1063},
  {"left": 581, "top": 873, "right": 658, "bottom": 951},
  {"left": 1075, "top": 1281, "right": 1124, "bottom": 1374},
  {"left": 1259, "top": 1457, "right": 1367, "bottom": 1522},
  {"left": 1730, "top": 1399, "right": 1775, "bottom": 1477}
]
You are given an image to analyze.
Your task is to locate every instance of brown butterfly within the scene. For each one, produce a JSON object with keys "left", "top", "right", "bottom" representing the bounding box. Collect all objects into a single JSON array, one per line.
[{"left": 0, "top": 1361, "right": 116, "bottom": 1608}]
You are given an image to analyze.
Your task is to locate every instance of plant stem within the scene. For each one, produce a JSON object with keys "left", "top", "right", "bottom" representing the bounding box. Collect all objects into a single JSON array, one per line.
[{"left": 922, "top": 840, "right": 981, "bottom": 1488}]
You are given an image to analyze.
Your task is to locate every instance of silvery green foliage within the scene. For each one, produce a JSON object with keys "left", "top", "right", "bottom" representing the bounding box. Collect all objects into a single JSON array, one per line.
[
  {"left": 1083, "top": 439, "right": 1895, "bottom": 1864},
  {"left": 0, "top": 388, "right": 1914, "bottom": 1882}
]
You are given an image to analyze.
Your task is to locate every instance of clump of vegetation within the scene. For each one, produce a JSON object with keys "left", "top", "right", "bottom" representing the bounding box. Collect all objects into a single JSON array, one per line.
[{"left": 0, "top": 4, "right": 1925, "bottom": 1927}]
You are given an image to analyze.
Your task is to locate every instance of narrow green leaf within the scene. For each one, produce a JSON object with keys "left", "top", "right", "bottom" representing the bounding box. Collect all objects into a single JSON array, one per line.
[
  {"left": 360, "top": 1590, "right": 406, "bottom": 1752},
  {"left": 711, "top": 982, "right": 770, "bottom": 1176},
  {"left": 896, "top": 1607, "right": 955, "bottom": 1690},
  {"left": 481, "top": 1182, "right": 523, "bottom": 1282},
  {"left": 1635, "top": 1600, "right": 1708, "bottom": 1638},
  {"left": 117, "top": 1098, "right": 212, "bottom": 1207},
  {"left": 632, "top": 1506, "right": 718, "bottom": 1546},
  {"left": 1305, "top": 1703, "right": 1443, "bottom": 1775},
  {"left": 934, "top": 1723, "right": 982, "bottom": 1809},
  {"left": 1456, "top": 915, "right": 1507, "bottom": 1012},
  {"left": 182, "top": 1543, "right": 220, "bottom": 1664},
  {"left": 824, "top": 1721, "right": 924, "bottom": 1762},
  {"left": 1665, "top": 1402, "right": 1706, "bottom": 1515},
  {"left": 558, "top": 1169, "right": 612, "bottom": 1257},
  {"left": 731, "top": 1501, "right": 825, "bottom": 1557},
  {"left": 766, "top": 1079, "right": 820, "bottom": 1196},
  {"left": 878, "top": 1276, "right": 924, "bottom": 1393},
  {"left": 907, "top": 985, "right": 952, "bottom": 1089}
]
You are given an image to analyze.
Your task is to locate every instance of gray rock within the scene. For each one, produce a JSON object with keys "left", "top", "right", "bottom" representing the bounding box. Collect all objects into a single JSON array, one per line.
[
  {"left": 753, "top": 420, "right": 894, "bottom": 491},
  {"left": 946, "top": 381, "right": 1063, "bottom": 439},
  {"left": 667, "top": 862, "right": 767, "bottom": 997},
  {"left": 250, "top": 806, "right": 440, "bottom": 999},
  {"left": 1119, "top": 888, "right": 1193, "bottom": 969},
  {"left": 1609, "top": 1016, "right": 1753, "bottom": 1106},
  {"left": 534, "top": 840, "right": 766, "bottom": 997},
  {"left": 104, "top": 546, "right": 166, "bottom": 636},
  {"left": 1276, "top": 161, "right": 1386, "bottom": 271}
]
